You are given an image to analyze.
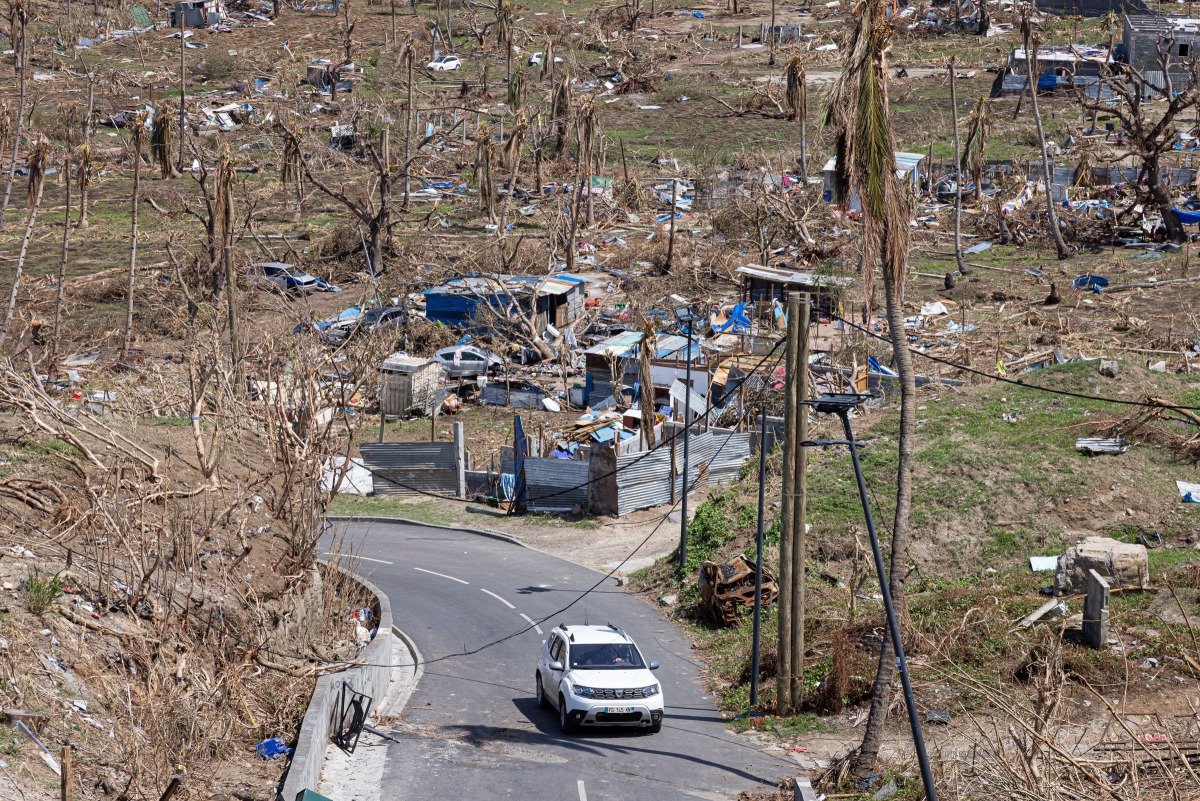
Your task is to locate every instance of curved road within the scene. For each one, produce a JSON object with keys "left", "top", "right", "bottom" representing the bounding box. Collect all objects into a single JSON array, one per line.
[{"left": 328, "top": 520, "right": 791, "bottom": 801}]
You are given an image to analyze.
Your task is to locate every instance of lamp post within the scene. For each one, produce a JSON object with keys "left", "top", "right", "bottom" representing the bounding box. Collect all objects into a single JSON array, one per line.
[{"left": 673, "top": 304, "right": 707, "bottom": 573}]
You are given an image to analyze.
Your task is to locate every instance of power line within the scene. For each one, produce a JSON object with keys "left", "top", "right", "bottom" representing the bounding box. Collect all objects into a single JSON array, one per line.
[{"left": 835, "top": 314, "right": 1200, "bottom": 413}]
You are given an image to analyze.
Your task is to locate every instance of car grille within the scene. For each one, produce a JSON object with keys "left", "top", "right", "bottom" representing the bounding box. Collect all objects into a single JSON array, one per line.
[
  {"left": 592, "top": 688, "right": 646, "bottom": 700},
  {"left": 596, "top": 711, "right": 644, "bottom": 723}
]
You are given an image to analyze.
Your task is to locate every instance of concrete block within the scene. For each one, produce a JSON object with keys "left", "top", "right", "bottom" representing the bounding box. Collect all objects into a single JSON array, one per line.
[
  {"left": 1098, "top": 360, "right": 1119, "bottom": 378},
  {"left": 1083, "top": 569, "right": 1110, "bottom": 649},
  {"left": 1053, "top": 536, "right": 1148, "bottom": 595}
]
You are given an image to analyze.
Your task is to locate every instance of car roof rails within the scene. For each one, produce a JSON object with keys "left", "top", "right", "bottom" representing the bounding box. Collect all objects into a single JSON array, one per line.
[{"left": 607, "top": 622, "right": 629, "bottom": 640}]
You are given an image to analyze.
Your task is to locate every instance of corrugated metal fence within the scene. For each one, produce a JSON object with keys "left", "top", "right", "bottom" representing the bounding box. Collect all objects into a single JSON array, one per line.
[
  {"left": 524, "top": 458, "right": 591, "bottom": 512},
  {"left": 612, "top": 429, "right": 756, "bottom": 515},
  {"left": 710, "top": 431, "right": 753, "bottom": 485},
  {"left": 360, "top": 442, "right": 459, "bottom": 496}
]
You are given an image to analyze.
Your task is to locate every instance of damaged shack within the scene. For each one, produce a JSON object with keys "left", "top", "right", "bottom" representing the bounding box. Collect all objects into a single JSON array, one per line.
[{"left": 423, "top": 274, "right": 589, "bottom": 334}]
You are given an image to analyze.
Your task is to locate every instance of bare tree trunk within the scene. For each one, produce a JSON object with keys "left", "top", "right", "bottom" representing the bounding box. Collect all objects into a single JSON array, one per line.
[
  {"left": 1150, "top": 158, "right": 1187, "bottom": 242},
  {"left": 1025, "top": 36, "right": 1069, "bottom": 260},
  {"left": 177, "top": 15, "right": 188, "bottom": 175},
  {"left": 123, "top": 128, "right": 142, "bottom": 357},
  {"left": 404, "top": 50, "right": 414, "bottom": 210},
  {"left": 665, "top": 179, "right": 677, "bottom": 272},
  {"left": 854, "top": 226, "right": 917, "bottom": 773},
  {"left": 798, "top": 69, "right": 808, "bottom": 184},
  {"left": 0, "top": 151, "right": 45, "bottom": 345},
  {"left": 768, "top": 0, "right": 776, "bottom": 66},
  {"left": 78, "top": 74, "right": 94, "bottom": 228},
  {"left": 950, "top": 58, "right": 966, "bottom": 274},
  {"left": 51, "top": 154, "right": 72, "bottom": 372},
  {"left": 0, "top": 22, "right": 28, "bottom": 232}
]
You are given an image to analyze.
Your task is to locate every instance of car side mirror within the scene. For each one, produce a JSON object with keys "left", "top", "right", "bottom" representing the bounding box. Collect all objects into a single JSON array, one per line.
[
  {"left": 648, "top": 661, "right": 660, "bottom": 671},
  {"left": 549, "top": 661, "right": 564, "bottom": 672}
]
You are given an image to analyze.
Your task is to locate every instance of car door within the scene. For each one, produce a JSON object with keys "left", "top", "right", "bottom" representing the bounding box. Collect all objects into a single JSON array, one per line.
[{"left": 546, "top": 635, "right": 566, "bottom": 707}]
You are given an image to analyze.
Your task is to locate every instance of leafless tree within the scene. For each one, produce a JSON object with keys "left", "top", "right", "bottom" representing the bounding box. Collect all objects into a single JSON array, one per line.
[
  {"left": 1021, "top": 11, "right": 1070, "bottom": 259},
  {"left": 0, "top": 134, "right": 47, "bottom": 346},
  {"left": 1072, "top": 33, "right": 1200, "bottom": 243}
]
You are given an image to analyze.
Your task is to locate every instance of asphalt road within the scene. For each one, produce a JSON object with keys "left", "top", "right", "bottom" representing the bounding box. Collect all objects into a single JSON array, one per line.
[{"left": 326, "top": 520, "right": 791, "bottom": 801}]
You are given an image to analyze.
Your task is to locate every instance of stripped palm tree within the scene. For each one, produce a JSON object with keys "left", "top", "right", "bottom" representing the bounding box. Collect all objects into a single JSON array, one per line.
[
  {"left": 1021, "top": 8, "right": 1069, "bottom": 260},
  {"left": 785, "top": 55, "right": 804, "bottom": 121},
  {"left": 150, "top": 111, "right": 177, "bottom": 178},
  {"left": 823, "top": 0, "right": 918, "bottom": 775},
  {"left": 962, "top": 95, "right": 990, "bottom": 203}
]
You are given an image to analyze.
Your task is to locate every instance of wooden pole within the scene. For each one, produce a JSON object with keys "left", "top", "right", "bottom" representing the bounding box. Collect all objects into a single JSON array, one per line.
[
  {"left": 60, "top": 745, "right": 71, "bottom": 801},
  {"left": 665, "top": 179, "right": 677, "bottom": 272},
  {"left": 787, "top": 293, "right": 810, "bottom": 711}
]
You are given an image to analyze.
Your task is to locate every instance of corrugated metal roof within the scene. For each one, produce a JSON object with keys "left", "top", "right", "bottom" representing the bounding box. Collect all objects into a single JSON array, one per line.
[
  {"left": 425, "top": 274, "right": 588, "bottom": 298},
  {"left": 585, "top": 331, "right": 644, "bottom": 356},
  {"left": 822, "top": 152, "right": 926, "bottom": 175},
  {"left": 381, "top": 353, "right": 435, "bottom": 372},
  {"left": 1075, "top": 437, "right": 1129, "bottom": 455},
  {"left": 736, "top": 264, "right": 856, "bottom": 288}
]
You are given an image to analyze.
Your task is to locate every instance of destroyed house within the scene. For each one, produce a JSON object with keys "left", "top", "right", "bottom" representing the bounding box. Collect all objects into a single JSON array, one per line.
[
  {"left": 583, "top": 331, "right": 707, "bottom": 408},
  {"left": 1005, "top": 44, "right": 1110, "bottom": 78},
  {"left": 736, "top": 264, "right": 854, "bottom": 315},
  {"left": 423, "top": 274, "right": 588, "bottom": 333},
  {"left": 1123, "top": 15, "right": 1200, "bottom": 89},
  {"left": 170, "top": 0, "right": 221, "bottom": 27}
]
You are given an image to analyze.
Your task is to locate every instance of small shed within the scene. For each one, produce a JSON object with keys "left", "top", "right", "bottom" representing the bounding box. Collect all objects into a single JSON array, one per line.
[
  {"left": 822, "top": 151, "right": 924, "bottom": 210},
  {"left": 423, "top": 274, "right": 589, "bottom": 333},
  {"left": 380, "top": 353, "right": 439, "bottom": 417},
  {"left": 736, "top": 264, "right": 855, "bottom": 314}
]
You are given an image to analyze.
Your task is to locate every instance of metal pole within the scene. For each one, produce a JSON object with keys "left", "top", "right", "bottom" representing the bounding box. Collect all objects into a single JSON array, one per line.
[
  {"left": 838, "top": 410, "right": 938, "bottom": 801},
  {"left": 678, "top": 325, "right": 693, "bottom": 572},
  {"left": 749, "top": 401, "right": 768, "bottom": 707}
]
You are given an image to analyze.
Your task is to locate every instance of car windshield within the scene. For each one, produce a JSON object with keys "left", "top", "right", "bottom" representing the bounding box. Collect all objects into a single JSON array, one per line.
[{"left": 569, "top": 643, "right": 644, "bottom": 669}]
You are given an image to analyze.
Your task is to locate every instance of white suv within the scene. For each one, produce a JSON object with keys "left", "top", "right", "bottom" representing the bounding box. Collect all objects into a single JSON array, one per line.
[
  {"left": 426, "top": 55, "right": 462, "bottom": 71},
  {"left": 535, "top": 624, "right": 664, "bottom": 734}
]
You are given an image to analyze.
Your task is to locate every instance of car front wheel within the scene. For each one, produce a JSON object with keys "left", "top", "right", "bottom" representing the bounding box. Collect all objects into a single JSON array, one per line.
[
  {"left": 535, "top": 673, "right": 549, "bottom": 709},
  {"left": 559, "top": 695, "right": 579, "bottom": 735}
]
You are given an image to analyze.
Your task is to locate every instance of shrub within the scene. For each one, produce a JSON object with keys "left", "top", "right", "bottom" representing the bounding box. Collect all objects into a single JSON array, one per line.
[{"left": 24, "top": 568, "right": 67, "bottom": 616}]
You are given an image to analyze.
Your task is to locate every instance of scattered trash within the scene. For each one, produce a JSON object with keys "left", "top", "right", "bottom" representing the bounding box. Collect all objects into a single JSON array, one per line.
[
  {"left": 1142, "top": 657, "right": 1159, "bottom": 669},
  {"left": 1075, "top": 437, "right": 1129, "bottom": 455},
  {"left": 1018, "top": 599, "right": 1069, "bottom": 628},
  {"left": 1148, "top": 360, "right": 1167, "bottom": 373},
  {"left": 1177, "top": 480, "right": 1200, "bottom": 503},
  {"left": 256, "top": 737, "right": 292, "bottom": 759},
  {"left": 1029, "top": 556, "right": 1059, "bottom": 572},
  {"left": 1098, "top": 359, "right": 1119, "bottom": 378},
  {"left": 926, "top": 709, "right": 951, "bottom": 725},
  {"left": 698, "top": 555, "right": 779, "bottom": 627},
  {"left": 962, "top": 241, "right": 993, "bottom": 255}
]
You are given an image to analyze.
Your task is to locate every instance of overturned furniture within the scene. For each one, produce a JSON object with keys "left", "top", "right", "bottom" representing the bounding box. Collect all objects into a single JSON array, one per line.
[{"left": 699, "top": 555, "right": 778, "bottom": 627}]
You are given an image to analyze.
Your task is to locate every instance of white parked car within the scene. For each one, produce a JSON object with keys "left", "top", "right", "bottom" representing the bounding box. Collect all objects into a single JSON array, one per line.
[
  {"left": 247, "top": 262, "right": 337, "bottom": 295},
  {"left": 535, "top": 624, "right": 663, "bottom": 734},
  {"left": 427, "top": 55, "right": 462, "bottom": 71},
  {"left": 527, "top": 52, "right": 564, "bottom": 67}
]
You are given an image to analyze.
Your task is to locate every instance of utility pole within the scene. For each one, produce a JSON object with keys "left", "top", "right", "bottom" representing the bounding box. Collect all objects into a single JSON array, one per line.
[{"left": 777, "top": 292, "right": 808, "bottom": 714}]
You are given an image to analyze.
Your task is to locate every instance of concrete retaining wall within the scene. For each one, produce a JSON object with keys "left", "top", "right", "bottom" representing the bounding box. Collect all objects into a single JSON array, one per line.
[{"left": 277, "top": 565, "right": 394, "bottom": 801}]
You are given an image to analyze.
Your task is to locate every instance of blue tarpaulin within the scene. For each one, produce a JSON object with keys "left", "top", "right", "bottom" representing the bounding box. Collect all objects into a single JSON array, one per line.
[
  {"left": 1072, "top": 274, "right": 1109, "bottom": 290},
  {"left": 1174, "top": 207, "right": 1200, "bottom": 225}
]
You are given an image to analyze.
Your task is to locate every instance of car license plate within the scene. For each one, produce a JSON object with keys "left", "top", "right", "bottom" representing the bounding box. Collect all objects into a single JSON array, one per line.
[{"left": 604, "top": 706, "right": 633, "bottom": 714}]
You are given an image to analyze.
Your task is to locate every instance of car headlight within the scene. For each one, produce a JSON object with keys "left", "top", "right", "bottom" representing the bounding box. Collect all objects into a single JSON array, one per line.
[
  {"left": 573, "top": 685, "right": 596, "bottom": 698},
  {"left": 642, "top": 684, "right": 660, "bottom": 697}
]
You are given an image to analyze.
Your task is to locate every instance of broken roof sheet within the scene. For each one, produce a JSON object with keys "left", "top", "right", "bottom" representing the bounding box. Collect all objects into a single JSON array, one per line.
[
  {"left": 822, "top": 151, "right": 926, "bottom": 176},
  {"left": 1008, "top": 44, "right": 1111, "bottom": 63},
  {"left": 736, "top": 263, "right": 856, "bottom": 288},
  {"left": 424, "top": 273, "right": 589, "bottom": 298}
]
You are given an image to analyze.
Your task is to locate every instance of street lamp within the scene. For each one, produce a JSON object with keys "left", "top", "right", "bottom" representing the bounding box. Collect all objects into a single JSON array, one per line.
[
  {"left": 801, "top": 393, "right": 938, "bottom": 801},
  {"left": 672, "top": 302, "right": 708, "bottom": 573}
]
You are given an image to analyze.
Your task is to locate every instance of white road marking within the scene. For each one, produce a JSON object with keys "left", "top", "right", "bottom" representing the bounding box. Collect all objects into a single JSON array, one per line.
[
  {"left": 520, "top": 613, "right": 544, "bottom": 634},
  {"left": 481, "top": 589, "right": 516, "bottom": 609},
  {"left": 413, "top": 567, "right": 469, "bottom": 584},
  {"left": 324, "top": 552, "right": 394, "bottom": 565},
  {"left": 577, "top": 780, "right": 587, "bottom": 801}
]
